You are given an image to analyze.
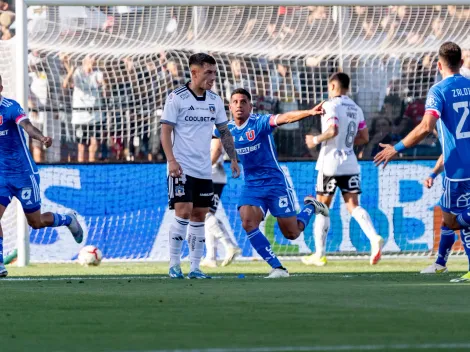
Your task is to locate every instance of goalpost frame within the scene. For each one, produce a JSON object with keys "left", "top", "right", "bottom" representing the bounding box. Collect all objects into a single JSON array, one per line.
[{"left": 13, "top": 0, "right": 468, "bottom": 266}]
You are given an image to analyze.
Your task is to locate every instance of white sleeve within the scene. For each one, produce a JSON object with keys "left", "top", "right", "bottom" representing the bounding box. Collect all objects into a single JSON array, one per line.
[
  {"left": 161, "top": 92, "right": 179, "bottom": 126},
  {"left": 322, "top": 102, "right": 339, "bottom": 128},
  {"left": 215, "top": 96, "right": 228, "bottom": 126}
]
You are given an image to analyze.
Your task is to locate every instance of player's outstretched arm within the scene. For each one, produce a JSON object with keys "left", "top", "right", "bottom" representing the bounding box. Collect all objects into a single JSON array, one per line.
[
  {"left": 424, "top": 154, "right": 444, "bottom": 189},
  {"left": 374, "top": 113, "right": 436, "bottom": 168},
  {"left": 19, "top": 119, "right": 52, "bottom": 148},
  {"left": 216, "top": 124, "right": 240, "bottom": 178},
  {"left": 274, "top": 101, "right": 324, "bottom": 126},
  {"left": 161, "top": 123, "right": 183, "bottom": 177}
]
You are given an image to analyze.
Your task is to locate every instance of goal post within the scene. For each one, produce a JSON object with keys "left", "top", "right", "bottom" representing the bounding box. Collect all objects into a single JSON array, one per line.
[{"left": 8, "top": 1, "right": 470, "bottom": 264}]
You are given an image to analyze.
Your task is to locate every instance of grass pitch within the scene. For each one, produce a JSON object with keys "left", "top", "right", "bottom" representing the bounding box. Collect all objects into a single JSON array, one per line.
[{"left": 1, "top": 259, "right": 469, "bottom": 352}]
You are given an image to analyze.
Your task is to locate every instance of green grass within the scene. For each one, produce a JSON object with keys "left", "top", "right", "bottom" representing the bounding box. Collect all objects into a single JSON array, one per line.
[{"left": 1, "top": 259, "right": 469, "bottom": 352}]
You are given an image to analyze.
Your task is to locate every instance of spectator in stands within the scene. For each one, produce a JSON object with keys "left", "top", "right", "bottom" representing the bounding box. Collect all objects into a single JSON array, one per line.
[
  {"left": 382, "top": 79, "right": 404, "bottom": 120},
  {"left": 0, "top": 11, "right": 14, "bottom": 40},
  {"left": 72, "top": 55, "right": 106, "bottom": 162},
  {"left": 28, "top": 61, "right": 48, "bottom": 162},
  {"left": 59, "top": 53, "right": 77, "bottom": 162},
  {"left": 461, "top": 50, "right": 470, "bottom": 78},
  {"left": 361, "top": 117, "right": 399, "bottom": 158}
]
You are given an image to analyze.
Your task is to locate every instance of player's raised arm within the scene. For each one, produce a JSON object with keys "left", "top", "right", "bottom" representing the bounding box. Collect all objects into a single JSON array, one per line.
[
  {"left": 424, "top": 154, "right": 444, "bottom": 189},
  {"left": 273, "top": 101, "right": 324, "bottom": 127},
  {"left": 19, "top": 119, "right": 52, "bottom": 148}
]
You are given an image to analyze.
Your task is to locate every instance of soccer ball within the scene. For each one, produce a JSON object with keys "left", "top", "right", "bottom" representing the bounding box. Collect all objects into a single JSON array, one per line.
[{"left": 78, "top": 245, "right": 103, "bottom": 266}]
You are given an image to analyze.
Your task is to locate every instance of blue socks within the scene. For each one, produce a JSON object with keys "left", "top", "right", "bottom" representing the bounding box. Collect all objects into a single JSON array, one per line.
[
  {"left": 297, "top": 204, "right": 316, "bottom": 229},
  {"left": 52, "top": 213, "right": 72, "bottom": 227},
  {"left": 0, "top": 237, "right": 3, "bottom": 263},
  {"left": 247, "top": 228, "right": 283, "bottom": 269},
  {"left": 436, "top": 226, "right": 456, "bottom": 267},
  {"left": 460, "top": 228, "right": 470, "bottom": 271}
]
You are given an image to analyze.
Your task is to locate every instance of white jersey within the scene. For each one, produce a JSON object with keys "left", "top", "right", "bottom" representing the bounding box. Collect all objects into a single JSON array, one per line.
[
  {"left": 316, "top": 95, "right": 366, "bottom": 176},
  {"left": 212, "top": 141, "right": 227, "bottom": 185},
  {"left": 161, "top": 83, "right": 228, "bottom": 179}
]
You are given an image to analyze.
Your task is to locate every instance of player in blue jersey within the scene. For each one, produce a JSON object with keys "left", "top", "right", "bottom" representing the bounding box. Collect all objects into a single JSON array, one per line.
[
  {"left": 0, "top": 77, "right": 83, "bottom": 277},
  {"left": 375, "top": 42, "right": 470, "bottom": 282},
  {"left": 215, "top": 88, "right": 329, "bottom": 278}
]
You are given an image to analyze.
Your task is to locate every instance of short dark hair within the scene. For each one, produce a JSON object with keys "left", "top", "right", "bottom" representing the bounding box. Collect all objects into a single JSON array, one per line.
[
  {"left": 230, "top": 88, "right": 251, "bottom": 101},
  {"left": 189, "top": 53, "right": 216, "bottom": 67},
  {"left": 329, "top": 72, "right": 350, "bottom": 90},
  {"left": 439, "top": 42, "right": 462, "bottom": 70}
]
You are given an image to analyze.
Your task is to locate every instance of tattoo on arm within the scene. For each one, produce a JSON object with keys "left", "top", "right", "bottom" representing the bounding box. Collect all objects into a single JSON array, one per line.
[{"left": 217, "top": 124, "right": 237, "bottom": 161}]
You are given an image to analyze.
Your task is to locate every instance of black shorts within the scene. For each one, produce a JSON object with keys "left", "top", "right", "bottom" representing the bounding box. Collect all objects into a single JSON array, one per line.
[
  {"left": 210, "top": 183, "right": 225, "bottom": 213},
  {"left": 168, "top": 174, "right": 214, "bottom": 209},
  {"left": 316, "top": 173, "right": 361, "bottom": 196}
]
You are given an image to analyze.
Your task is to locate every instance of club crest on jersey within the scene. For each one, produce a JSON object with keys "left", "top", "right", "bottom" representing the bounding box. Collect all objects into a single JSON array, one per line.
[
  {"left": 21, "top": 188, "right": 32, "bottom": 200},
  {"left": 278, "top": 196, "right": 288, "bottom": 208},
  {"left": 245, "top": 130, "right": 255, "bottom": 141},
  {"left": 209, "top": 104, "right": 216, "bottom": 114}
]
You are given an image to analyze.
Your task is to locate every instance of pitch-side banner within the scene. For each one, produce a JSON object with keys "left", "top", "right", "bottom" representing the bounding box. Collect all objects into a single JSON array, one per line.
[{"left": 18, "top": 161, "right": 441, "bottom": 262}]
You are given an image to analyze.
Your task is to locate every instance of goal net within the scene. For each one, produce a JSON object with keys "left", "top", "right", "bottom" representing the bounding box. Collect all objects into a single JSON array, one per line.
[{"left": 2, "top": 5, "right": 470, "bottom": 262}]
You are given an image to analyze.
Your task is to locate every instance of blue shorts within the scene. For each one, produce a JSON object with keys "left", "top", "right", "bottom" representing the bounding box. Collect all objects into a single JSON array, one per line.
[
  {"left": 238, "top": 184, "right": 297, "bottom": 218},
  {"left": 0, "top": 173, "right": 41, "bottom": 213},
  {"left": 440, "top": 178, "right": 470, "bottom": 215}
]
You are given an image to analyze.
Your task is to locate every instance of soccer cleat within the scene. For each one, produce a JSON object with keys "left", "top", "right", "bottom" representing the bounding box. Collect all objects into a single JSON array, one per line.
[
  {"left": 200, "top": 258, "right": 218, "bottom": 268},
  {"left": 221, "top": 246, "right": 242, "bottom": 267},
  {"left": 265, "top": 267, "right": 289, "bottom": 279},
  {"left": 169, "top": 265, "right": 185, "bottom": 279},
  {"left": 370, "top": 236, "right": 384, "bottom": 265},
  {"left": 301, "top": 253, "right": 327, "bottom": 266},
  {"left": 420, "top": 263, "right": 448, "bottom": 274},
  {"left": 0, "top": 263, "right": 8, "bottom": 278},
  {"left": 304, "top": 196, "right": 329, "bottom": 217},
  {"left": 187, "top": 269, "right": 212, "bottom": 279},
  {"left": 450, "top": 272, "right": 470, "bottom": 283},
  {"left": 66, "top": 211, "right": 84, "bottom": 244}
]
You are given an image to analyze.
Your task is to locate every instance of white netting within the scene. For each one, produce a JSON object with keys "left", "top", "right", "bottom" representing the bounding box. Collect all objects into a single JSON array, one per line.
[{"left": 2, "top": 5, "right": 470, "bottom": 262}]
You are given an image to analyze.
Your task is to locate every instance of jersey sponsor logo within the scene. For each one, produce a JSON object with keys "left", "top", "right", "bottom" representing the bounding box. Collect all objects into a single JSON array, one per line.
[
  {"left": 21, "top": 188, "right": 32, "bottom": 200},
  {"left": 0, "top": 129, "right": 8, "bottom": 136},
  {"left": 278, "top": 196, "right": 288, "bottom": 208},
  {"left": 236, "top": 143, "right": 261, "bottom": 155},
  {"left": 200, "top": 192, "right": 214, "bottom": 197},
  {"left": 209, "top": 104, "right": 216, "bottom": 114},
  {"left": 184, "top": 116, "right": 216, "bottom": 122},
  {"left": 175, "top": 185, "right": 185, "bottom": 197},
  {"left": 245, "top": 130, "right": 255, "bottom": 141}
]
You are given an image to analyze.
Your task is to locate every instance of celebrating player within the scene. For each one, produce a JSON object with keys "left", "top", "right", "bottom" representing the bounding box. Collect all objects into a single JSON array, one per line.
[
  {"left": 201, "top": 138, "right": 241, "bottom": 268},
  {"left": 161, "top": 53, "right": 240, "bottom": 279},
  {"left": 0, "top": 76, "right": 83, "bottom": 277},
  {"left": 214, "top": 88, "right": 329, "bottom": 278},
  {"left": 302, "top": 72, "right": 384, "bottom": 267},
  {"left": 420, "top": 154, "right": 458, "bottom": 274},
  {"left": 375, "top": 42, "right": 470, "bottom": 283}
]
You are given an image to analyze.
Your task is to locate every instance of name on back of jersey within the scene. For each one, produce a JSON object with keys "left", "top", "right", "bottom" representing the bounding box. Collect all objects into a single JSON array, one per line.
[{"left": 452, "top": 87, "right": 470, "bottom": 97}]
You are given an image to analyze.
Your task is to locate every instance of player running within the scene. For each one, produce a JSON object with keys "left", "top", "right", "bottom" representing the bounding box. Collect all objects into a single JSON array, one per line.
[
  {"left": 161, "top": 53, "right": 240, "bottom": 279},
  {"left": 302, "top": 72, "right": 384, "bottom": 267},
  {"left": 0, "top": 76, "right": 83, "bottom": 277},
  {"left": 420, "top": 154, "right": 458, "bottom": 274},
  {"left": 375, "top": 42, "right": 470, "bottom": 283},
  {"left": 201, "top": 138, "right": 241, "bottom": 268},
  {"left": 214, "top": 88, "right": 329, "bottom": 278}
]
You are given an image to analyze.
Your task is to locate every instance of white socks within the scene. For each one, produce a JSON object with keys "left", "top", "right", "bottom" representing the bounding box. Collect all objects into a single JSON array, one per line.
[
  {"left": 188, "top": 221, "right": 205, "bottom": 272},
  {"left": 169, "top": 216, "right": 189, "bottom": 267},
  {"left": 206, "top": 212, "right": 235, "bottom": 253},
  {"left": 314, "top": 214, "right": 330, "bottom": 258},
  {"left": 351, "top": 206, "right": 380, "bottom": 242}
]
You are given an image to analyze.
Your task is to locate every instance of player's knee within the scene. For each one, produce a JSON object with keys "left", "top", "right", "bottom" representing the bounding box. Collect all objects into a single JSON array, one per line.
[
  {"left": 27, "top": 219, "right": 43, "bottom": 229},
  {"left": 283, "top": 230, "right": 300, "bottom": 240},
  {"left": 242, "top": 218, "right": 258, "bottom": 232}
]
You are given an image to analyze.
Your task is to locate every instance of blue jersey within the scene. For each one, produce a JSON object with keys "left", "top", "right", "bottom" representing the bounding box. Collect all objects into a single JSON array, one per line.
[
  {"left": 215, "top": 114, "right": 288, "bottom": 188},
  {"left": 0, "top": 97, "right": 37, "bottom": 175},
  {"left": 425, "top": 74, "right": 470, "bottom": 180}
]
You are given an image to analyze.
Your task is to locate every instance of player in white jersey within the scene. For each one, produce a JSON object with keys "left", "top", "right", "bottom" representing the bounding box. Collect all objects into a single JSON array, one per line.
[
  {"left": 302, "top": 72, "right": 384, "bottom": 267},
  {"left": 201, "top": 138, "right": 241, "bottom": 268},
  {"left": 161, "top": 53, "right": 240, "bottom": 279}
]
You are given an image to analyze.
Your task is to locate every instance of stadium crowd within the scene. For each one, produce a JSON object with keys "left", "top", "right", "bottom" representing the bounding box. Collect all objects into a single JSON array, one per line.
[{"left": 5, "top": 4, "right": 470, "bottom": 162}]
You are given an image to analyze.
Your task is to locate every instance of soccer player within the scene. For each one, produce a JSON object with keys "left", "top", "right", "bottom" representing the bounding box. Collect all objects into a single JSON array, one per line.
[
  {"left": 302, "top": 72, "right": 384, "bottom": 267},
  {"left": 214, "top": 88, "right": 329, "bottom": 278},
  {"left": 375, "top": 42, "right": 470, "bottom": 283},
  {"left": 421, "top": 154, "right": 458, "bottom": 274},
  {"left": 161, "top": 53, "right": 240, "bottom": 279},
  {"left": 0, "top": 76, "right": 83, "bottom": 277},
  {"left": 201, "top": 137, "right": 241, "bottom": 268}
]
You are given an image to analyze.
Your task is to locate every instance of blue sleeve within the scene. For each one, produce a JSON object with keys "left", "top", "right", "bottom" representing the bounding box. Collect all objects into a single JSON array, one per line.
[
  {"left": 7, "top": 100, "right": 27, "bottom": 124},
  {"left": 425, "top": 86, "right": 444, "bottom": 119},
  {"left": 254, "top": 114, "right": 275, "bottom": 134}
]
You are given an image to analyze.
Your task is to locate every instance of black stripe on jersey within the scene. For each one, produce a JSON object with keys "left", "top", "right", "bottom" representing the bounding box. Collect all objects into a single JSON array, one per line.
[
  {"left": 186, "top": 82, "right": 206, "bottom": 101},
  {"left": 173, "top": 86, "right": 188, "bottom": 95}
]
